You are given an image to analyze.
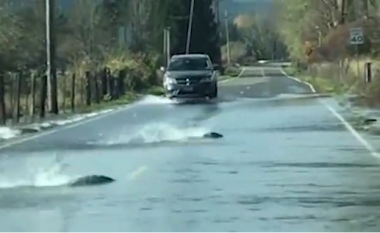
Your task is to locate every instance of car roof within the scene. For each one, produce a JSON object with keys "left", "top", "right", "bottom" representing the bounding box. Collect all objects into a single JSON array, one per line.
[{"left": 171, "top": 54, "right": 210, "bottom": 59}]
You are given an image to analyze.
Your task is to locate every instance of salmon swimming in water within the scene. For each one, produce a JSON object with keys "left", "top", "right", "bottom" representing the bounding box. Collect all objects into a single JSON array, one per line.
[
  {"left": 68, "top": 175, "right": 115, "bottom": 187},
  {"left": 67, "top": 133, "right": 223, "bottom": 188},
  {"left": 202, "top": 132, "right": 223, "bottom": 139}
]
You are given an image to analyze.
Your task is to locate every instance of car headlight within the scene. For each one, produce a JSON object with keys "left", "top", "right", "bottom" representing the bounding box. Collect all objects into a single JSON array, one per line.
[{"left": 164, "top": 75, "right": 177, "bottom": 85}]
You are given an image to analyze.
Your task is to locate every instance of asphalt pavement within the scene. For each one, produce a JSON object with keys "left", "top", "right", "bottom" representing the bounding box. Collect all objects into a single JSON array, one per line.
[{"left": 0, "top": 65, "right": 380, "bottom": 231}]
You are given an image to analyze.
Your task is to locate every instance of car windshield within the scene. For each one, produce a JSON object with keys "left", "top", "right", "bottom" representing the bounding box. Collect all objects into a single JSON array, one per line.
[{"left": 167, "top": 57, "right": 211, "bottom": 71}]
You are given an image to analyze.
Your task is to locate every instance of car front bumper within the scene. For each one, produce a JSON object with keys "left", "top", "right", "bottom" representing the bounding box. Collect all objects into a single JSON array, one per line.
[{"left": 165, "top": 82, "right": 215, "bottom": 98}]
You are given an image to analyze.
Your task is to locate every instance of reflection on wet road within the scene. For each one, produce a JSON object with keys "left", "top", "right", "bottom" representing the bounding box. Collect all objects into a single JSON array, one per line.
[{"left": 0, "top": 65, "right": 380, "bottom": 231}]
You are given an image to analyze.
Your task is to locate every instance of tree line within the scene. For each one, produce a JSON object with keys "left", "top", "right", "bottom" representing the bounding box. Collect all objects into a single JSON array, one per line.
[
  {"left": 218, "top": 10, "right": 288, "bottom": 65},
  {"left": 0, "top": 0, "right": 221, "bottom": 125},
  {"left": 273, "top": 0, "right": 380, "bottom": 106},
  {"left": 275, "top": 0, "right": 379, "bottom": 63}
]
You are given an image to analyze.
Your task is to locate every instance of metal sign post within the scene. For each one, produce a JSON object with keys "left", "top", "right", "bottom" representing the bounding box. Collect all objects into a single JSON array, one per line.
[
  {"left": 365, "top": 62, "right": 372, "bottom": 83},
  {"left": 349, "top": 27, "right": 364, "bottom": 82},
  {"left": 163, "top": 28, "right": 167, "bottom": 63}
]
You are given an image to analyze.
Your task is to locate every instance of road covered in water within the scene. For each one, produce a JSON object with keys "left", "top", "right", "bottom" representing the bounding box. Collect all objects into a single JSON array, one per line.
[{"left": 1, "top": 64, "right": 380, "bottom": 231}]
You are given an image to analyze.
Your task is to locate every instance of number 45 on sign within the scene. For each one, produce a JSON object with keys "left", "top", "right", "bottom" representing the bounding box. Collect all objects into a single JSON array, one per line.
[{"left": 349, "top": 27, "right": 364, "bottom": 45}]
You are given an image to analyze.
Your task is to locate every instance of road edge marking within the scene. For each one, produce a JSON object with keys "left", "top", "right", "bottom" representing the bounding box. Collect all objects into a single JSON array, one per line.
[
  {"left": 0, "top": 104, "right": 136, "bottom": 150},
  {"left": 219, "top": 67, "right": 246, "bottom": 83},
  {"left": 280, "top": 68, "right": 379, "bottom": 158}
]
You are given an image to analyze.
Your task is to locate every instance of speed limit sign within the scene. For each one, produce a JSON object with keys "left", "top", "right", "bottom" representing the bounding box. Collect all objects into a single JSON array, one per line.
[{"left": 349, "top": 27, "right": 364, "bottom": 45}]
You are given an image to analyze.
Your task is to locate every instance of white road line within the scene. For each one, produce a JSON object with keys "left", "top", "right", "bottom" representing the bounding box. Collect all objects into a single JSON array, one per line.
[
  {"left": 279, "top": 68, "right": 379, "bottom": 158},
  {"left": 219, "top": 67, "right": 246, "bottom": 83},
  {"left": 0, "top": 105, "right": 136, "bottom": 150},
  {"left": 280, "top": 69, "right": 316, "bottom": 93}
]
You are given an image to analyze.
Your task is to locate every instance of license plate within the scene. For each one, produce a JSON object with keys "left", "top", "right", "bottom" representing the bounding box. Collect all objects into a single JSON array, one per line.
[{"left": 183, "top": 86, "right": 193, "bottom": 91}]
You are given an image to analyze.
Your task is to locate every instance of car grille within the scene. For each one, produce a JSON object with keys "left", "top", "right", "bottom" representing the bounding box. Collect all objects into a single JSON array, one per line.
[{"left": 175, "top": 76, "right": 204, "bottom": 85}]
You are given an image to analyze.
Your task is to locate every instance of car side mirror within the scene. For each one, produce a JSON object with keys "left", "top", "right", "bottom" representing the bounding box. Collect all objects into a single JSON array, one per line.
[
  {"left": 160, "top": 66, "right": 166, "bottom": 72},
  {"left": 213, "top": 64, "right": 219, "bottom": 71}
]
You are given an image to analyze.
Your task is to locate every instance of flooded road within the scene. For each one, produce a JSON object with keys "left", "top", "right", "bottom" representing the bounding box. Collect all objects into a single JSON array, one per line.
[{"left": 0, "top": 65, "right": 379, "bottom": 231}]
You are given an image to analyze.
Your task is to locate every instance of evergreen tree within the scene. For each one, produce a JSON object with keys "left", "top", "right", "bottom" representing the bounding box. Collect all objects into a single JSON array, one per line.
[
  {"left": 171, "top": 0, "right": 221, "bottom": 65},
  {"left": 170, "top": 0, "right": 190, "bottom": 55}
]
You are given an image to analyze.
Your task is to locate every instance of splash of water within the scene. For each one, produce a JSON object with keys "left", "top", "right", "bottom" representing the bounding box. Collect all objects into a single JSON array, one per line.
[
  {"left": 275, "top": 93, "right": 324, "bottom": 100},
  {"left": 0, "top": 127, "right": 20, "bottom": 140},
  {"left": 0, "top": 109, "right": 116, "bottom": 142},
  {"left": 136, "top": 95, "right": 175, "bottom": 105},
  {"left": 0, "top": 155, "right": 75, "bottom": 189},
  {"left": 99, "top": 123, "right": 209, "bottom": 145}
]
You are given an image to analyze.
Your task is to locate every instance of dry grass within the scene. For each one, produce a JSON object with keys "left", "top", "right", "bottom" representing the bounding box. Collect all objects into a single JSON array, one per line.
[
  {"left": 291, "top": 58, "right": 380, "bottom": 107},
  {"left": 296, "top": 17, "right": 380, "bottom": 107}
]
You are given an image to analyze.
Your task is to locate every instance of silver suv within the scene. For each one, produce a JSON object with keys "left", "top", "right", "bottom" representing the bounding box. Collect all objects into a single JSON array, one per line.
[{"left": 160, "top": 54, "right": 218, "bottom": 99}]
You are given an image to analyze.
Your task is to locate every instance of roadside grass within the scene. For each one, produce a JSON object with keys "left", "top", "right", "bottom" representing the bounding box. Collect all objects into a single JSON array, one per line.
[
  {"left": 284, "top": 66, "right": 345, "bottom": 94},
  {"left": 79, "top": 86, "right": 165, "bottom": 113}
]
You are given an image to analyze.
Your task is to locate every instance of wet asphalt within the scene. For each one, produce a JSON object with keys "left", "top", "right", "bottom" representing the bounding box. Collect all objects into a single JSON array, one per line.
[{"left": 1, "top": 65, "right": 380, "bottom": 231}]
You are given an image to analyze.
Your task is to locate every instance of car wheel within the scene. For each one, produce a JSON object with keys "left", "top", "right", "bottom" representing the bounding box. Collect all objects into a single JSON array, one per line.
[{"left": 209, "top": 83, "right": 218, "bottom": 99}]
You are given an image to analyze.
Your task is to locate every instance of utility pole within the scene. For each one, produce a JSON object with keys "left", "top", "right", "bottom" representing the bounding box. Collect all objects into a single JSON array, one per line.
[
  {"left": 163, "top": 28, "right": 167, "bottom": 63},
  {"left": 167, "top": 28, "right": 171, "bottom": 64},
  {"left": 46, "top": 0, "right": 58, "bottom": 114},
  {"left": 163, "top": 28, "right": 171, "bottom": 66},
  {"left": 224, "top": 10, "right": 231, "bottom": 65},
  {"left": 363, "top": 0, "right": 369, "bottom": 18},
  {"left": 339, "top": 0, "right": 346, "bottom": 24},
  {"left": 215, "top": 0, "right": 220, "bottom": 25},
  {"left": 186, "top": 0, "right": 195, "bottom": 54}
]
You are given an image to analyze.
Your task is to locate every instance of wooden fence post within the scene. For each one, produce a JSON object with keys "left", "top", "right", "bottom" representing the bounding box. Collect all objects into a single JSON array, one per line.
[
  {"left": 113, "top": 75, "right": 119, "bottom": 99},
  {"left": 85, "top": 71, "right": 91, "bottom": 106},
  {"left": 93, "top": 73, "right": 100, "bottom": 104},
  {"left": 39, "top": 75, "right": 47, "bottom": 118},
  {"left": 70, "top": 73, "right": 76, "bottom": 112},
  {"left": 9, "top": 74, "right": 14, "bottom": 114},
  {"left": 118, "top": 69, "right": 126, "bottom": 96},
  {"left": 101, "top": 67, "right": 108, "bottom": 97},
  {"left": 14, "top": 72, "right": 22, "bottom": 123},
  {"left": 24, "top": 72, "right": 30, "bottom": 118},
  {"left": 61, "top": 74, "right": 67, "bottom": 110},
  {"left": 0, "top": 74, "right": 6, "bottom": 125},
  {"left": 30, "top": 73, "right": 36, "bottom": 117},
  {"left": 107, "top": 71, "right": 114, "bottom": 100}
]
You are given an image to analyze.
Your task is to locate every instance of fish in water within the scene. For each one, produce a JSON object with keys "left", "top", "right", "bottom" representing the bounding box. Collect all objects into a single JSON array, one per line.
[
  {"left": 202, "top": 132, "right": 223, "bottom": 139},
  {"left": 68, "top": 175, "right": 115, "bottom": 187},
  {"left": 364, "top": 118, "right": 377, "bottom": 125}
]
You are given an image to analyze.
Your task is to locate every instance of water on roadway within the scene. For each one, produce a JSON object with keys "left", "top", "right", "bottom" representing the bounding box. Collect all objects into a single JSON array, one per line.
[{"left": 0, "top": 66, "right": 380, "bottom": 231}]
